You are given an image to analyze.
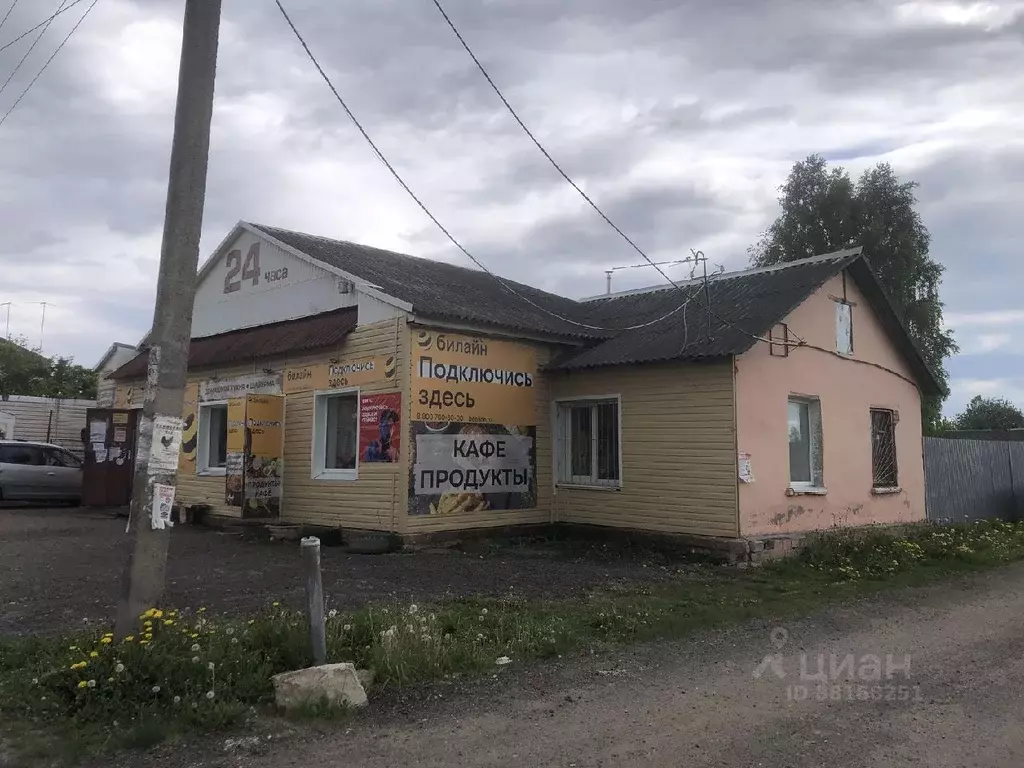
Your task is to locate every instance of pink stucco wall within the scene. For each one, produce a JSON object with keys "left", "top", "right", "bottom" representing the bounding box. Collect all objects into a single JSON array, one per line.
[{"left": 736, "top": 271, "right": 925, "bottom": 536}]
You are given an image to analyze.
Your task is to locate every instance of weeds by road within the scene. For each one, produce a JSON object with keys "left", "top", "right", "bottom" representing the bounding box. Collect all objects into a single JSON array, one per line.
[{"left": 3, "top": 519, "right": 1024, "bottom": 765}]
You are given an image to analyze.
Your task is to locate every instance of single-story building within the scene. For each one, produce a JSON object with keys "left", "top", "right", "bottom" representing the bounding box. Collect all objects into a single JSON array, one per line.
[{"left": 109, "top": 222, "right": 939, "bottom": 548}]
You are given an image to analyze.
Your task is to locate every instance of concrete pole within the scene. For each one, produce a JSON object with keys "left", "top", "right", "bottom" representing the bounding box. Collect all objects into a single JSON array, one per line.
[
  {"left": 115, "top": 0, "right": 222, "bottom": 637},
  {"left": 301, "top": 536, "right": 327, "bottom": 666}
]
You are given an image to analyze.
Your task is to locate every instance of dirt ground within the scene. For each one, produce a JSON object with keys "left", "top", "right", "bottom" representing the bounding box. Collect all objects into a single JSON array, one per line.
[
  {"left": 86, "top": 561, "right": 1024, "bottom": 768},
  {"left": 0, "top": 507, "right": 678, "bottom": 636}
]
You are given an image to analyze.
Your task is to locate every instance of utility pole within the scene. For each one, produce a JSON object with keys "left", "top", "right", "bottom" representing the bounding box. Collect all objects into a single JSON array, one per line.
[
  {"left": 115, "top": 0, "right": 222, "bottom": 637},
  {"left": 0, "top": 302, "right": 11, "bottom": 338}
]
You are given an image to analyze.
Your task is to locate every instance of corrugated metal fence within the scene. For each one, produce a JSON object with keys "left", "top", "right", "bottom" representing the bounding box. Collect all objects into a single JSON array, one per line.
[
  {"left": 924, "top": 437, "right": 1024, "bottom": 523},
  {"left": 0, "top": 396, "right": 95, "bottom": 456}
]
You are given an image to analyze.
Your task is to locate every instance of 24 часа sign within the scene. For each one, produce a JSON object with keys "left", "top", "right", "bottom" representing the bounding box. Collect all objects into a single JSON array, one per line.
[{"left": 409, "top": 330, "right": 537, "bottom": 516}]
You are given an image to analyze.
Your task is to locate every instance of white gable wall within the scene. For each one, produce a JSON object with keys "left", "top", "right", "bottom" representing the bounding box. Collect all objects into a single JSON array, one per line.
[{"left": 192, "top": 229, "right": 370, "bottom": 338}]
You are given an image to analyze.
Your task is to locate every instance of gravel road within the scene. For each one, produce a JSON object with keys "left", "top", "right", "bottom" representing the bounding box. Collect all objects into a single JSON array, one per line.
[
  {"left": 0, "top": 507, "right": 674, "bottom": 635},
  {"left": 136, "top": 561, "right": 1024, "bottom": 768}
]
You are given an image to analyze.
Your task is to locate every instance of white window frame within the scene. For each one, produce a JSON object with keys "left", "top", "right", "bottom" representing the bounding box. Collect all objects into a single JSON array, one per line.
[
  {"left": 311, "top": 387, "right": 360, "bottom": 481},
  {"left": 197, "top": 401, "right": 228, "bottom": 477},
  {"left": 788, "top": 395, "right": 825, "bottom": 493},
  {"left": 835, "top": 300, "right": 853, "bottom": 356},
  {"left": 553, "top": 394, "right": 622, "bottom": 490}
]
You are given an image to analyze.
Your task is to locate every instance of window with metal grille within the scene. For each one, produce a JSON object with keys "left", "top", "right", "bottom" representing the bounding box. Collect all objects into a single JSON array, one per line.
[
  {"left": 870, "top": 408, "right": 898, "bottom": 488},
  {"left": 555, "top": 398, "right": 620, "bottom": 487}
]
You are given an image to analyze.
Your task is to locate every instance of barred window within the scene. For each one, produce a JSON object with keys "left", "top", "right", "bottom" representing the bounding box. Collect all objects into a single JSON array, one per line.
[
  {"left": 556, "top": 398, "right": 620, "bottom": 487},
  {"left": 870, "top": 408, "right": 898, "bottom": 488}
]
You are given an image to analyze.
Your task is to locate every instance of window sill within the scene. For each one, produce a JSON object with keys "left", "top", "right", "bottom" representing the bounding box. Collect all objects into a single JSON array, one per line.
[
  {"left": 556, "top": 483, "right": 621, "bottom": 492},
  {"left": 787, "top": 486, "right": 827, "bottom": 496},
  {"left": 312, "top": 469, "right": 358, "bottom": 482},
  {"left": 872, "top": 486, "right": 902, "bottom": 495},
  {"left": 198, "top": 468, "right": 226, "bottom": 477}
]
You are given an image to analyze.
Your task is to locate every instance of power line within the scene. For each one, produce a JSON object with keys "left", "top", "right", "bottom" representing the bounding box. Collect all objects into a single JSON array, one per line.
[
  {"left": 0, "top": 0, "right": 68, "bottom": 98},
  {"left": 432, "top": 0, "right": 805, "bottom": 351},
  {"left": 273, "top": 0, "right": 701, "bottom": 334},
  {"left": 0, "top": 0, "right": 21, "bottom": 36},
  {"left": 0, "top": 0, "right": 98, "bottom": 128},
  {"left": 0, "top": 0, "right": 85, "bottom": 53},
  {"left": 430, "top": 0, "right": 687, "bottom": 295}
]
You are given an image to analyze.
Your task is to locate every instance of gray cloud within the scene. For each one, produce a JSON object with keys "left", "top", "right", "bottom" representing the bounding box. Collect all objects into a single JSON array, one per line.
[{"left": 0, "top": 0, "right": 1020, "bottom": 407}]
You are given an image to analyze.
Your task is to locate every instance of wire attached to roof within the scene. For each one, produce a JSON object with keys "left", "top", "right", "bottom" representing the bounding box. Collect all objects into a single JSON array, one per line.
[{"left": 273, "top": 0, "right": 701, "bottom": 335}]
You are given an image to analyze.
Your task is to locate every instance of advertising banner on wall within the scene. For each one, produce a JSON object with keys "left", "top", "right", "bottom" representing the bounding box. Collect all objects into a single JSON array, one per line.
[
  {"left": 358, "top": 392, "right": 401, "bottom": 463},
  {"left": 179, "top": 382, "right": 199, "bottom": 473},
  {"left": 224, "top": 397, "right": 246, "bottom": 507},
  {"left": 282, "top": 355, "right": 397, "bottom": 394},
  {"left": 408, "top": 330, "right": 537, "bottom": 516},
  {"left": 200, "top": 373, "right": 281, "bottom": 402},
  {"left": 242, "top": 394, "right": 284, "bottom": 518}
]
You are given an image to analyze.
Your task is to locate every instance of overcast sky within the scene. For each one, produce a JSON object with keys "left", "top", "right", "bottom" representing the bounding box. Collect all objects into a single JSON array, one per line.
[{"left": 0, "top": 0, "right": 1021, "bottom": 414}]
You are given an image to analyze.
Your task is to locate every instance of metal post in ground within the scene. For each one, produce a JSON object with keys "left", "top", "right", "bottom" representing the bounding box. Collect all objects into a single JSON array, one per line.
[
  {"left": 301, "top": 536, "right": 327, "bottom": 666},
  {"left": 114, "top": 0, "right": 223, "bottom": 637}
]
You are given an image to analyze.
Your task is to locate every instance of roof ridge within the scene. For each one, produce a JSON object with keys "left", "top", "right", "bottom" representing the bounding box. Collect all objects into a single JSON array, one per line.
[{"left": 583, "top": 246, "right": 864, "bottom": 303}]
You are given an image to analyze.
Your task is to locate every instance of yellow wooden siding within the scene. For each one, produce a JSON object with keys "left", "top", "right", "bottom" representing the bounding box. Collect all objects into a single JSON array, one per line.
[
  {"left": 117, "top": 319, "right": 407, "bottom": 528},
  {"left": 280, "top": 318, "right": 407, "bottom": 531},
  {"left": 548, "top": 361, "right": 739, "bottom": 537},
  {"left": 403, "top": 332, "right": 554, "bottom": 533}
]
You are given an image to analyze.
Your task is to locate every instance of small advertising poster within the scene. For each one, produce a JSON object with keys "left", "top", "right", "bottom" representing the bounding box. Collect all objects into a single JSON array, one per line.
[
  {"left": 179, "top": 382, "right": 199, "bottom": 473},
  {"left": 242, "top": 394, "right": 284, "bottom": 518},
  {"left": 224, "top": 398, "right": 246, "bottom": 507},
  {"left": 283, "top": 356, "right": 397, "bottom": 394},
  {"left": 149, "top": 416, "right": 183, "bottom": 473},
  {"left": 409, "top": 421, "right": 536, "bottom": 516},
  {"left": 359, "top": 393, "right": 401, "bottom": 463}
]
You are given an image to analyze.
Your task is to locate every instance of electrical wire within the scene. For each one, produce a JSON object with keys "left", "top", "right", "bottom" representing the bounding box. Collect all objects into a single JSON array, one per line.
[
  {"left": 430, "top": 0, "right": 689, "bottom": 297},
  {"left": 273, "top": 0, "right": 702, "bottom": 335},
  {"left": 0, "top": 0, "right": 84, "bottom": 53},
  {"left": 0, "top": 0, "right": 68, "bottom": 98},
  {"left": 0, "top": 0, "right": 97, "bottom": 128},
  {"left": 0, "top": 0, "right": 21, "bottom": 36}
]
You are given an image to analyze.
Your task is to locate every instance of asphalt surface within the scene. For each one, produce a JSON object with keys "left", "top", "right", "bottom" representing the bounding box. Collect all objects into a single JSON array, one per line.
[
  {"left": 133, "top": 560, "right": 1024, "bottom": 768},
  {"left": 0, "top": 507, "right": 677, "bottom": 635}
]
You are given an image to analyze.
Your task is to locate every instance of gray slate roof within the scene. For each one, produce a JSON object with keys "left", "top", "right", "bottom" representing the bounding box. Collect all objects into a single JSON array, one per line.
[
  {"left": 250, "top": 225, "right": 940, "bottom": 395},
  {"left": 252, "top": 224, "right": 602, "bottom": 341}
]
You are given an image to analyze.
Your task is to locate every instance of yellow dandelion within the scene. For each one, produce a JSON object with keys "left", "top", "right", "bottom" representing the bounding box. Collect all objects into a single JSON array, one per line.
[
  {"left": 89, "top": 651, "right": 99, "bottom": 658},
  {"left": 102, "top": 632, "right": 114, "bottom": 638},
  {"left": 153, "top": 610, "right": 164, "bottom": 619},
  {"left": 272, "top": 602, "right": 280, "bottom": 607},
  {"left": 190, "top": 633, "right": 198, "bottom": 639},
  {"left": 77, "top": 680, "right": 88, "bottom": 689},
  {"left": 163, "top": 619, "right": 175, "bottom": 626},
  {"left": 99, "top": 637, "right": 112, "bottom": 645},
  {"left": 123, "top": 635, "right": 134, "bottom": 643},
  {"left": 139, "top": 639, "right": 150, "bottom": 645}
]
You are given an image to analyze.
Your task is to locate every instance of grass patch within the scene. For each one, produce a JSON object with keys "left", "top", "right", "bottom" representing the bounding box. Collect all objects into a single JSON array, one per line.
[{"left": 3, "top": 519, "right": 1024, "bottom": 763}]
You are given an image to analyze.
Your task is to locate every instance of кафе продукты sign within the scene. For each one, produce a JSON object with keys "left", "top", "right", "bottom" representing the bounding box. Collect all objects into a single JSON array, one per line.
[{"left": 409, "top": 330, "right": 538, "bottom": 516}]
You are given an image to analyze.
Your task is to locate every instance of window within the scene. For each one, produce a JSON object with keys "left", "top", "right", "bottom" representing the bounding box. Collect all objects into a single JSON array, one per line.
[
  {"left": 0, "top": 445, "right": 44, "bottom": 465},
  {"left": 788, "top": 397, "right": 823, "bottom": 490},
  {"left": 198, "top": 403, "right": 228, "bottom": 474},
  {"left": 556, "top": 398, "right": 620, "bottom": 487},
  {"left": 871, "top": 408, "right": 898, "bottom": 489},
  {"left": 835, "top": 301, "right": 853, "bottom": 355},
  {"left": 45, "top": 448, "right": 81, "bottom": 468},
  {"left": 313, "top": 390, "right": 359, "bottom": 480}
]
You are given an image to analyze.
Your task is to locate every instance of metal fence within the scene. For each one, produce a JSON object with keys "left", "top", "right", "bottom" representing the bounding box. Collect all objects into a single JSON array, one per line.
[{"left": 924, "top": 437, "right": 1024, "bottom": 523}]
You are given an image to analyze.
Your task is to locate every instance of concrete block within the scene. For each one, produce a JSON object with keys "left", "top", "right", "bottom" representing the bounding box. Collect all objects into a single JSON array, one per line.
[{"left": 271, "top": 663, "right": 368, "bottom": 711}]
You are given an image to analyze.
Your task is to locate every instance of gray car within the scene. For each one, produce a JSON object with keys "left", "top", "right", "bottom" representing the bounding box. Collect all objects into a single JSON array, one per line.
[{"left": 0, "top": 440, "right": 83, "bottom": 504}]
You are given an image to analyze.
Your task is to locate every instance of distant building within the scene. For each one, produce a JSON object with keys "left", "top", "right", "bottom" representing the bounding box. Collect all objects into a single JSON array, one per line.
[{"left": 93, "top": 343, "right": 137, "bottom": 407}]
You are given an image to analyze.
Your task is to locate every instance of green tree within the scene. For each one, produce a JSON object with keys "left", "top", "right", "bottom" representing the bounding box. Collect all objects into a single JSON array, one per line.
[
  {"left": 0, "top": 337, "right": 97, "bottom": 400},
  {"left": 750, "top": 155, "right": 957, "bottom": 432},
  {"left": 953, "top": 395, "right": 1024, "bottom": 432}
]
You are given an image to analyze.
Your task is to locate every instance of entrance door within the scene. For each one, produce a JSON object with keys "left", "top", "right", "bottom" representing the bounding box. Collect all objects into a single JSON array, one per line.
[{"left": 82, "top": 408, "right": 138, "bottom": 507}]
